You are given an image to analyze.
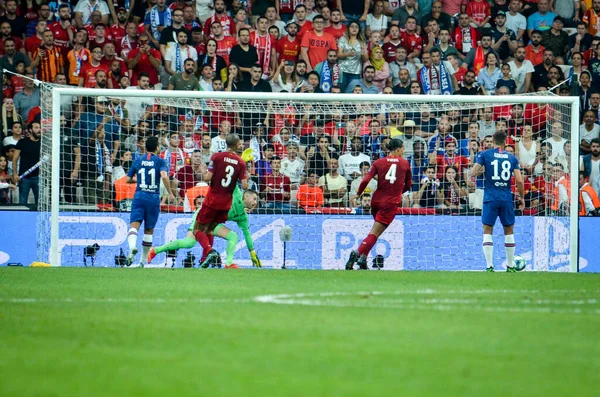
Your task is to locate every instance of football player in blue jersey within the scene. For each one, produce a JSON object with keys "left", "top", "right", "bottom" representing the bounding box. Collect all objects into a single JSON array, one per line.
[
  {"left": 470, "top": 131, "right": 525, "bottom": 272},
  {"left": 125, "top": 136, "right": 174, "bottom": 267}
]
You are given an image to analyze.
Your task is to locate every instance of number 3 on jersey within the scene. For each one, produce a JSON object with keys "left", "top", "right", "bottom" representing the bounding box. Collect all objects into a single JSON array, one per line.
[
  {"left": 385, "top": 164, "right": 397, "bottom": 184},
  {"left": 221, "top": 165, "right": 234, "bottom": 187},
  {"left": 490, "top": 159, "right": 511, "bottom": 181}
]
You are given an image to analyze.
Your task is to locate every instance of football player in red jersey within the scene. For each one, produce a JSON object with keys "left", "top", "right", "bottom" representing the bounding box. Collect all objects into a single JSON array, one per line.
[
  {"left": 194, "top": 133, "right": 249, "bottom": 267},
  {"left": 346, "top": 139, "right": 412, "bottom": 270}
]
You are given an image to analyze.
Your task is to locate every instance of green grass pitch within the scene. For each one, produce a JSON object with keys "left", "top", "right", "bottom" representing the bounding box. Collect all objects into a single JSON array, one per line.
[{"left": 1, "top": 268, "right": 599, "bottom": 397}]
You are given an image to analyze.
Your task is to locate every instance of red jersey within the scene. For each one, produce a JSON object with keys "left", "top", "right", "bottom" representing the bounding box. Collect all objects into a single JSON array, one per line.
[
  {"left": 276, "top": 35, "right": 301, "bottom": 62},
  {"left": 382, "top": 41, "right": 401, "bottom": 63},
  {"left": 435, "top": 154, "right": 470, "bottom": 180},
  {"left": 296, "top": 20, "right": 313, "bottom": 42},
  {"left": 127, "top": 47, "right": 162, "bottom": 85},
  {"left": 359, "top": 156, "right": 412, "bottom": 205},
  {"left": 261, "top": 173, "right": 291, "bottom": 202},
  {"left": 110, "top": 24, "right": 127, "bottom": 48},
  {"left": 10, "top": 75, "right": 24, "bottom": 94},
  {"left": 79, "top": 61, "right": 110, "bottom": 87},
  {"left": 301, "top": 30, "right": 337, "bottom": 68},
  {"left": 399, "top": 30, "right": 423, "bottom": 55},
  {"left": 160, "top": 147, "right": 188, "bottom": 177},
  {"left": 250, "top": 31, "right": 275, "bottom": 72},
  {"left": 24, "top": 35, "right": 42, "bottom": 57},
  {"left": 214, "top": 35, "right": 237, "bottom": 65},
  {"left": 324, "top": 24, "right": 347, "bottom": 41},
  {"left": 48, "top": 21, "right": 76, "bottom": 55},
  {"left": 203, "top": 13, "right": 236, "bottom": 37},
  {"left": 465, "top": 0, "right": 491, "bottom": 25},
  {"left": 278, "top": 0, "right": 298, "bottom": 14},
  {"left": 205, "top": 151, "right": 248, "bottom": 210}
]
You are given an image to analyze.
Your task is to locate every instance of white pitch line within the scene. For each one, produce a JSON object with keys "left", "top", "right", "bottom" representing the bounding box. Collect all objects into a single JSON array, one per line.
[{"left": 0, "top": 297, "right": 251, "bottom": 304}]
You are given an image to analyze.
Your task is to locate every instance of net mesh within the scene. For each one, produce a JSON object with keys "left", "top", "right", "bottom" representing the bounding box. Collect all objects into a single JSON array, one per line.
[{"left": 38, "top": 83, "right": 574, "bottom": 271}]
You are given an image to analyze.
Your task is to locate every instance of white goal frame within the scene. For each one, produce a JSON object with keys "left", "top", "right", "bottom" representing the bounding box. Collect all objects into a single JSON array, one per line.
[{"left": 50, "top": 88, "right": 580, "bottom": 271}]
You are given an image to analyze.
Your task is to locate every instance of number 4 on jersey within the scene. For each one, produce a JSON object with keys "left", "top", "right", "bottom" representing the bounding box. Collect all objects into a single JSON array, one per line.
[{"left": 385, "top": 164, "right": 397, "bottom": 184}]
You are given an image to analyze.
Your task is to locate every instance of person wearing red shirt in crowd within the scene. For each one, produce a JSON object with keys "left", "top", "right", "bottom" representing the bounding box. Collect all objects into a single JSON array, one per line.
[
  {"left": 525, "top": 30, "right": 545, "bottom": 66},
  {"left": 276, "top": 21, "right": 301, "bottom": 63},
  {"left": 119, "top": 22, "right": 139, "bottom": 60},
  {"left": 79, "top": 47, "right": 110, "bottom": 87},
  {"left": 400, "top": 16, "right": 423, "bottom": 62},
  {"left": 127, "top": 32, "right": 162, "bottom": 86},
  {"left": 66, "top": 29, "right": 91, "bottom": 85},
  {"left": 452, "top": 13, "right": 479, "bottom": 60},
  {"left": 103, "top": 42, "right": 128, "bottom": 75},
  {"left": 381, "top": 25, "right": 401, "bottom": 63},
  {"left": 531, "top": 160, "right": 554, "bottom": 211},
  {"left": 48, "top": 5, "right": 76, "bottom": 58},
  {"left": 28, "top": 30, "right": 64, "bottom": 83},
  {"left": 261, "top": 155, "right": 292, "bottom": 209},
  {"left": 582, "top": 0, "right": 600, "bottom": 36},
  {"left": 300, "top": 15, "right": 337, "bottom": 71},
  {"left": 210, "top": 22, "right": 237, "bottom": 65},
  {"left": 294, "top": 5, "right": 314, "bottom": 42},
  {"left": 25, "top": 20, "right": 46, "bottom": 61},
  {"left": 203, "top": 0, "right": 235, "bottom": 38},
  {"left": 174, "top": 150, "right": 205, "bottom": 199},
  {"left": 110, "top": 7, "right": 129, "bottom": 49},
  {"left": 84, "top": 10, "right": 104, "bottom": 42},
  {"left": 466, "top": 0, "right": 491, "bottom": 29},
  {"left": 434, "top": 139, "right": 469, "bottom": 180},
  {"left": 169, "top": 0, "right": 189, "bottom": 12},
  {"left": 193, "top": 134, "right": 249, "bottom": 267},
  {"left": 89, "top": 23, "right": 114, "bottom": 51},
  {"left": 583, "top": 38, "right": 599, "bottom": 66},
  {"left": 325, "top": 8, "right": 347, "bottom": 40},
  {"left": 346, "top": 139, "right": 412, "bottom": 270},
  {"left": 0, "top": 22, "right": 23, "bottom": 55},
  {"left": 250, "top": 16, "right": 277, "bottom": 78}
]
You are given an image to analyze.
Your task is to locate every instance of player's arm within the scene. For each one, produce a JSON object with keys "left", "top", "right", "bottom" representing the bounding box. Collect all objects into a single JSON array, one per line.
[
  {"left": 514, "top": 169, "right": 525, "bottom": 209},
  {"left": 161, "top": 170, "right": 175, "bottom": 202},
  {"left": 238, "top": 219, "right": 261, "bottom": 267},
  {"left": 403, "top": 165, "right": 412, "bottom": 193},
  {"left": 470, "top": 159, "right": 485, "bottom": 178}
]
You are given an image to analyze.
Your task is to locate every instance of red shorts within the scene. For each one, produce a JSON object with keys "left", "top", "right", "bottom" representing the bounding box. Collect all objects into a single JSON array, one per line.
[
  {"left": 196, "top": 205, "right": 229, "bottom": 226},
  {"left": 371, "top": 202, "right": 397, "bottom": 226}
]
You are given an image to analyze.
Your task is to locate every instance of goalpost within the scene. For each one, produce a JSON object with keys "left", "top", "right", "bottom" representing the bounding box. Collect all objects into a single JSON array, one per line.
[{"left": 39, "top": 86, "right": 580, "bottom": 271}]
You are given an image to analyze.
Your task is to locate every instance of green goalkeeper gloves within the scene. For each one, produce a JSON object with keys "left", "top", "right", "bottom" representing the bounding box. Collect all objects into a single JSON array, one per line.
[{"left": 250, "top": 250, "right": 262, "bottom": 268}]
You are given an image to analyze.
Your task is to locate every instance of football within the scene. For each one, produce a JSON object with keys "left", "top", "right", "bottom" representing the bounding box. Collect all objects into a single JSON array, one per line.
[{"left": 513, "top": 256, "right": 527, "bottom": 271}]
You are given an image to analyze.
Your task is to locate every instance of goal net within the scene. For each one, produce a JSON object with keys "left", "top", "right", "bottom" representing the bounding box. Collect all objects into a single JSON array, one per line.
[{"left": 38, "top": 85, "right": 580, "bottom": 271}]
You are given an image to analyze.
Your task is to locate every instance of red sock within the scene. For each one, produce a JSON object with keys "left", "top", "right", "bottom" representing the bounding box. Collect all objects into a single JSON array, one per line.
[
  {"left": 358, "top": 234, "right": 378, "bottom": 257},
  {"left": 208, "top": 234, "right": 214, "bottom": 246},
  {"left": 194, "top": 230, "right": 212, "bottom": 256}
]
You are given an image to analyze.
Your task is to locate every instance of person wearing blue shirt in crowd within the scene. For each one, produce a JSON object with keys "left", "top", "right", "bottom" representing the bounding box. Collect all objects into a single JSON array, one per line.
[
  {"left": 471, "top": 131, "right": 524, "bottom": 272},
  {"left": 526, "top": 0, "right": 556, "bottom": 36},
  {"left": 345, "top": 66, "right": 380, "bottom": 94},
  {"left": 362, "top": 119, "right": 386, "bottom": 158},
  {"left": 125, "top": 136, "right": 174, "bottom": 267}
]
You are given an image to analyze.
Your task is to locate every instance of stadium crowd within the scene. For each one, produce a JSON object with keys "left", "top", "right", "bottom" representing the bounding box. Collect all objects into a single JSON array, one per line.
[{"left": 0, "top": 0, "right": 599, "bottom": 216}]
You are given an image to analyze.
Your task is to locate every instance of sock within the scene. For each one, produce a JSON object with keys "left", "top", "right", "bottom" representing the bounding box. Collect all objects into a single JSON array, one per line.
[
  {"left": 155, "top": 237, "right": 196, "bottom": 254},
  {"left": 208, "top": 234, "right": 214, "bottom": 247},
  {"left": 195, "top": 230, "right": 212, "bottom": 261},
  {"left": 483, "top": 234, "right": 493, "bottom": 268},
  {"left": 127, "top": 228, "right": 138, "bottom": 254},
  {"left": 357, "top": 234, "right": 378, "bottom": 258},
  {"left": 505, "top": 234, "right": 515, "bottom": 268},
  {"left": 225, "top": 230, "right": 238, "bottom": 265},
  {"left": 141, "top": 234, "right": 152, "bottom": 264}
]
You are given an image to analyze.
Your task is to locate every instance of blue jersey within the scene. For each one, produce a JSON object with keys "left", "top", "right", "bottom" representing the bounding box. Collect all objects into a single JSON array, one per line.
[
  {"left": 127, "top": 153, "right": 168, "bottom": 201},
  {"left": 475, "top": 148, "right": 520, "bottom": 202}
]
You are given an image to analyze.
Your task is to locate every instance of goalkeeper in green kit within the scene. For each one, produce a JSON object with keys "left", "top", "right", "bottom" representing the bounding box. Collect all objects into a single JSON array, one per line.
[{"left": 147, "top": 149, "right": 263, "bottom": 269}]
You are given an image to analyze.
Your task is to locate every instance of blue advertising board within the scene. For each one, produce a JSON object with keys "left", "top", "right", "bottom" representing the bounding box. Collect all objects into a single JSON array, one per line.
[{"left": 0, "top": 212, "right": 598, "bottom": 272}]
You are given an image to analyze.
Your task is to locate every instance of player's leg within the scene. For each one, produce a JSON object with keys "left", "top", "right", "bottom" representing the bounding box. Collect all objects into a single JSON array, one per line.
[
  {"left": 214, "top": 224, "right": 239, "bottom": 268},
  {"left": 126, "top": 212, "right": 142, "bottom": 266},
  {"left": 481, "top": 201, "right": 498, "bottom": 271},
  {"left": 139, "top": 203, "right": 161, "bottom": 266},
  {"left": 347, "top": 204, "right": 392, "bottom": 270},
  {"left": 148, "top": 231, "right": 196, "bottom": 264},
  {"left": 499, "top": 201, "right": 517, "bottom": 272}
]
